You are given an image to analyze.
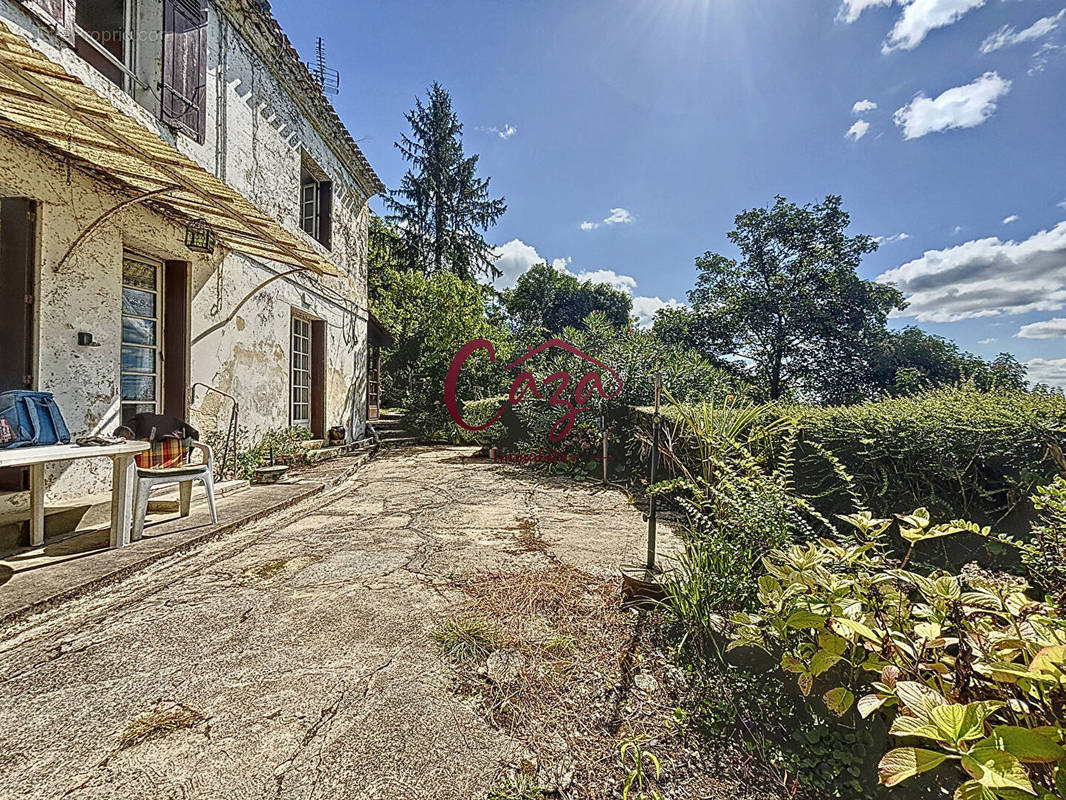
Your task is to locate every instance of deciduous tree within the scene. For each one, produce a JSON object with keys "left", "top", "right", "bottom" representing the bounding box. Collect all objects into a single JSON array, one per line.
[
  {"left": 502, "top": 262, "right": 632, "bottom": 333},
  {"left": 687, "top": 195, "right": 905, "bottom": 402}
]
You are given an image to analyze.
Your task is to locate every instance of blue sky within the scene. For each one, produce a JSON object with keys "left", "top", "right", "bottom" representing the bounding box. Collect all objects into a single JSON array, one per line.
[{"left": 273, "top": 0, "right": 1066, "bottom": 386}]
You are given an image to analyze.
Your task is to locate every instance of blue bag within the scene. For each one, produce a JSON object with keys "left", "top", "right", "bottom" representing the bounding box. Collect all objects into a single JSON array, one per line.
[{"left": 0, "top": 391, "right": 71, "bottom": 449}]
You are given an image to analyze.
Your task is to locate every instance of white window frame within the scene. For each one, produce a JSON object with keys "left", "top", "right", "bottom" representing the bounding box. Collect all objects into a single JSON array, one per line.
[
  {"left": 120, "top": 251, "right": 163, "bottom": 423},
  {"left": 300, "top": 180, "right": 320, "bottom": 241},
  {"left": 291, "top": 314, "right": 312, "bottom": 429},
  {"left": 75, "top": 0, "right": 142, "bottom": 92}
]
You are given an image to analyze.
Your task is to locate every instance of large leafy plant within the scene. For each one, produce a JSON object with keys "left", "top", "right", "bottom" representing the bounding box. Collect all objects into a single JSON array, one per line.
[{"left": 730, "top": 508, "right": 1066, "bottom": 798}]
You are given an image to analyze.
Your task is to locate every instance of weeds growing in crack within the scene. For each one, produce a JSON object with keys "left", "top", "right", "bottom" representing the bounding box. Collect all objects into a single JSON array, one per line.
[
  {"left": 245, "top": 559, "right": 290, "bottom": 580},
  {"left": 507, "top": 513, "right": 550, "bottom": 555},
  {"left": 119, "top": 705, "right": 205, "bottom": 749},
  {"left": 432, "top": 616, "right": 501, "bottom": 663},
  {"left": 488, "top": 773, "right": 541, "bottom": 800}
]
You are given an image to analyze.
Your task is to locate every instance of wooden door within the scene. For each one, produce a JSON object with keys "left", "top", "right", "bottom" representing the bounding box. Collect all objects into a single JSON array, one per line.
[
  {"left": 0, "top": 198, "right": 36, "bottom": 491},
  {"left": 366, "top": 345, "right": 380, "bottom": 421}
]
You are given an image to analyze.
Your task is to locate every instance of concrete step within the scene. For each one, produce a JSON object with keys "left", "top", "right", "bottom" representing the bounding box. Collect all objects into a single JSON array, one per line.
[
  {"left": 378, "top": 429, "right": 419, "bottom": 440},
  {"left": 304, "top": 438, "right": 376, "bottom": 464},
  {"left": 380, "top": 436, "right": 420, "bottom": 447}
]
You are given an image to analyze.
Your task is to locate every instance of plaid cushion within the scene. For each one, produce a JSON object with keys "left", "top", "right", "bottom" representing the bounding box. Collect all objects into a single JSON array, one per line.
[{"left": 135, "top": 437, "right": 189, "bottom": 469}]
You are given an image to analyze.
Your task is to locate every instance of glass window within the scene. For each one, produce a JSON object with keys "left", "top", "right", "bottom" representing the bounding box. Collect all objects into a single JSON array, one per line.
[
  {"left": 291, "top": 315, "right": 311, "bottom": 428},
  {"left": 121, "top": 287, "right": 155, "bottom": 318},
  {"left": 121, "top": 346, "right": 154, "bottom": 373},
  {"left": 120, "top": 254, "right": 161, "bottom": 425}
]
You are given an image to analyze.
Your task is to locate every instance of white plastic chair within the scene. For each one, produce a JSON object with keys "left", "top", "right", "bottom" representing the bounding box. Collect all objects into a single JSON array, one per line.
[{"left": 131, "top": 439, "right": 218, "bottom": 541}]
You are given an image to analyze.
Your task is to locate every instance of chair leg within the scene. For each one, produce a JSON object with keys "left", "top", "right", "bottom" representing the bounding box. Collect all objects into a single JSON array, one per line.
[
  {"left": 132, "top": 479, "right": 151, "bottom": 542},
  {"left": 202, "top": 471, "right": 219, "bottom": 524},
  {"left": 178, "top": 481, "right": 192, "bottom": 517}
]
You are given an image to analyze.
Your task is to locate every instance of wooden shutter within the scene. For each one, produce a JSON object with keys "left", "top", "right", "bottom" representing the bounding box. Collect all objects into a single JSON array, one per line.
[
  {"left": 17, "top": 0, "right": 74, "bottom": 44},
  {"left": 162, "top": 0, "right": 207, "bottom": 143},
  {"left": 318, "top": 181, "right": 333, "bottom": 250}
]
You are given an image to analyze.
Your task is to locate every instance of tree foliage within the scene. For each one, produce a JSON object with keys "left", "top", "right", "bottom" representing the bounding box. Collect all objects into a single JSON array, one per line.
[
  {"left": 686, "top": 195, "right": 905, "bottom": 403},
  {"left": 501, "top": 262, "right": 632, "bottom": 333},
  {"left": 385, "top": 83, "right": 506, "bottom": 281},
  {"left": 872, "top": 326, "right": 1029, "bottom": 397},
  {"left": 370, "top": 266, "right": 513, "bottom": 434}
]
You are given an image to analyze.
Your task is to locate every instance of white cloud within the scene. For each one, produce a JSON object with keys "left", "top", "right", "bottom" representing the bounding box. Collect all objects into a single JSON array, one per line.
[
  {"left": 631, "top": 296, "right": 684, "bottom": 328},
  {"left": 883, "top": 0, "right": 987, "bottom": 52},
  {"left": 1029, "top": 42, "right": 1064, "bottom": 75},
  {"left": 1058, "top": 199, "right": 1066, "bottom": 211},
  {"left": 564, "top": 267, "right": 638, "bottom": 294},
  {"left": 1025, "top": 357, "right": 1066, "bottom": 388},
  {"left": 1016, "top": 317, "right": 1066, "bottom": 339},
  {"left": 493, "top": 238, "right": 544, "bottom": 289},
  {"left": 1003, "top": 215, "right": 1019, "bottom": 224},
  {"left": 852, "top": 99, "right": 879, "bottom": 114},
  {"left": 876, "top": 221, "right": 1066, "bottom": 322},
  {"left": 978, "top": 337, "right": 998, "bottom": 344},
  {"left": 846, "top": 120, "right": 871, "bottom": 141},
  {"left": 581, "top": 207, "right": 635, "bottom": 230},
  {"left": 893, "top": 72, "right": 1011, "bottom": 139},
  {"left": 479, "top": 123, "right": 517, "bottom": 140},
  {"left": 980, "top": 10, "right": 1065, "bottom": 54},
  {"left": 953, "top": 225, "right": 964, "bottom": 235},
  {"left": 874, "top": 232, "right": 911, "bottom": 243},
  {"left": 838, "top": 0, "right": 893, "bottom": 24}
]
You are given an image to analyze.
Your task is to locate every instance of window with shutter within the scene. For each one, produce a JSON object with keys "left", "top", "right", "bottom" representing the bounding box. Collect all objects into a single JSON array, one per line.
[
  {"left": 18, "top": 0, "right": 75, "bottom": 44},
  {"left": 75, "top": 0, "right": 129, "bottom": 88},
  {"left": 299, "top": 155, "right": 333, "bottom": 250},
  {"left": 162, "top": 0, "right": 207, "bottom": 143}
]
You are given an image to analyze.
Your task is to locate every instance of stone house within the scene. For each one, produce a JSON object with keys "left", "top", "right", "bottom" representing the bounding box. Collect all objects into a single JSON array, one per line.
[{"left": 0, "top": 0, "right": 385, "bottom": 541}]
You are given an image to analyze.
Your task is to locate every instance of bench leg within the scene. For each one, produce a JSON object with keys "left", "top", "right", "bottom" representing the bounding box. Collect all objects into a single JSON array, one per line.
[
  {"left": 110, "top": 455, "right": 136, "bottom": 548},
  {"left": 29, "top": 463, "right": 45, "bottom": 547}
]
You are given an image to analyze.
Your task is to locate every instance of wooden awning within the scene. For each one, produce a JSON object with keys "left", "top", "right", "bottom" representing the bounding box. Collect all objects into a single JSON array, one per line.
[
  {"left": 366, "top": 311, "right": 394, "bottom": 347},
  {"left": 0, "top": 20, "right": 339, "bottom": 276}
]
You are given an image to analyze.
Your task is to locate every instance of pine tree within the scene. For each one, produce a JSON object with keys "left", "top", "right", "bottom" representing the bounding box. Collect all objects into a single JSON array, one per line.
[{"left": 386, "top": 83, "right": 507, "bottom": 281}]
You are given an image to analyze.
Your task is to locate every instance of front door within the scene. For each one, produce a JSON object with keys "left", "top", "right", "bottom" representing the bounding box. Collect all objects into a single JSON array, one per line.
[
  {"left": 120, "top": 252, "right": 164, "bottom": 424},
  {"left": 0, "top": 199, "right": 36, "bottom": 491},
  {"left": 367, "top": 345, "right": 380, "bottom": 421}
]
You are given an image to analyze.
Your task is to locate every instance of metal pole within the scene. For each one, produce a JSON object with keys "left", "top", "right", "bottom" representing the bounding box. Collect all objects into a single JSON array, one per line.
[
  {"left": 647, "top": 373, "right": 661, "bottom": 572},
  {"left": 599, "top": 414, "right": 608, "bottom": 485}
]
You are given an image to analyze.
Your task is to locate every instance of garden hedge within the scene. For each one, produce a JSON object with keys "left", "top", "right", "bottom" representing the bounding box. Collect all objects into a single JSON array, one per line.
[{"left": 633, "top": 389, "right": 1066, "bottom": 526}]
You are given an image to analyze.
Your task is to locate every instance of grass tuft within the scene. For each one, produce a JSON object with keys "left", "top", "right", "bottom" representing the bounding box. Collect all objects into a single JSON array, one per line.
[
  {"left": 119, "top": 706, "right": 204, "bottom": 749},
  {"left": 432, "top": 616, "right": 500, "bottom": 663},
  {"left": 488, "top": 773, "right": 541, "bottom": 800}
]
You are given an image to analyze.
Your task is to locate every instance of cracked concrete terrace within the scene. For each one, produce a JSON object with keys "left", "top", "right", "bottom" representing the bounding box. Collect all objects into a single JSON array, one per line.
[{"left": 0, "top": 446, "right": 682, "bottom": 799}]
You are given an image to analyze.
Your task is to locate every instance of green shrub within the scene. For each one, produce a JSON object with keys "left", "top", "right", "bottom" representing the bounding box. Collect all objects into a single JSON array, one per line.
[
  {"left": 790, "top": 388, "right": 1066, "bottom": 524},
  {"left": 202, "top": 425, "right": 313, "bottom": 480},
  {"left": 1025, "top": 476, "right": 1066, "bottom": 599},
  {"left": 634, "top": 389, "right": 1066, "bottom": 525},
  {"left": 730, "top": 507, "right": 1066, "bottom": 799}
]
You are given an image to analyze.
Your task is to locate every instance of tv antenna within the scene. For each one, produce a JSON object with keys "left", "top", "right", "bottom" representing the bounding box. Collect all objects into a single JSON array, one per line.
[{"left": 308, "top": 37, "right": 340, "bottom": 96}]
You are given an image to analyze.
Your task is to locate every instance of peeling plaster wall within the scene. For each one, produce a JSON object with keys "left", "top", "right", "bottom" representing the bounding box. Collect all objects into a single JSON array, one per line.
[{"left": 0, "top": 0, "right": 373, "bottom": 508}]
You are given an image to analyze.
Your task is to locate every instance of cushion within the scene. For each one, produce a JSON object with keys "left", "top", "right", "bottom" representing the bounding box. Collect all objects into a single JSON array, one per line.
[
  {"left": 136, "top": 464, "right": 208, "bottom": 477},
  {"left": 135, "top": 437, "right": 188, "bottom": 470}
]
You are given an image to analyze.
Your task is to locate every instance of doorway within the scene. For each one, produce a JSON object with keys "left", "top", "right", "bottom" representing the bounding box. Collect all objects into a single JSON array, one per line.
[
  {"left": 290, "top": 313, "right": 325, "bottom": 438},
  {"left": 119, "top": 251, "right": 189, "bottom": 427},
  {"left": 0, "top": 198, "right": 37, "bottom": 491},
  {"left": 367, "top": 345, "right": 380, "bottom": 421}
]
